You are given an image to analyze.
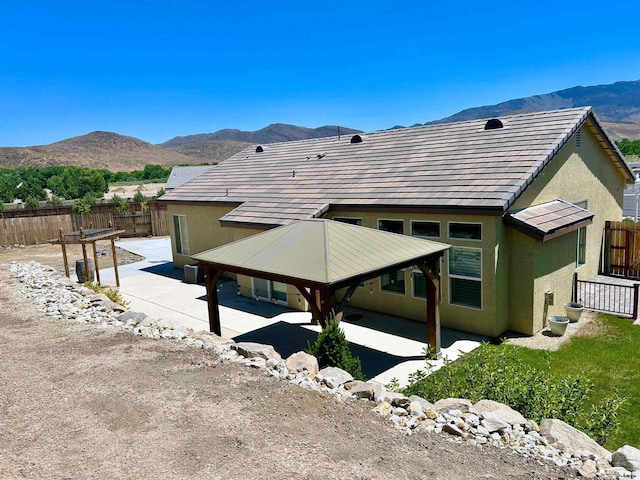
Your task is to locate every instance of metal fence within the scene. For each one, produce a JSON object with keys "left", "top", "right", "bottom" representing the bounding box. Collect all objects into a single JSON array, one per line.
[{"left": 573, "top": 273, "right": 640, "bottom": 318}]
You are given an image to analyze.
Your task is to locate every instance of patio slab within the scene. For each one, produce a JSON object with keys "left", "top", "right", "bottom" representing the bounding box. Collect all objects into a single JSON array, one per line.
[{"left": 98, "top": 237, "right": 484, "bottom": 386}]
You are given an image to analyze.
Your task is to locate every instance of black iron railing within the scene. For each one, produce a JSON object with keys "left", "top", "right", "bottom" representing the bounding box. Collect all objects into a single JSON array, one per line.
[{"left": 572, "top": 273, "right": 640, "bottom": 318}]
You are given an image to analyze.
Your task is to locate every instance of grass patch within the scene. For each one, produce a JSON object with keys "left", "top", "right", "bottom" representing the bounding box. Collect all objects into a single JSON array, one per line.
[
  {"left": 403, "top": 314, "right": 638, "bottom": 450},
  {"left": 84, "top": 282, "right": 129, "bottom": 308}
]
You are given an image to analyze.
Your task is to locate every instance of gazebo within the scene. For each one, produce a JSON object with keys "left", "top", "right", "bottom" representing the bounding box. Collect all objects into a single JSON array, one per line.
[{"left": 193, "top": 219, "right": 450, "bottom": 357}]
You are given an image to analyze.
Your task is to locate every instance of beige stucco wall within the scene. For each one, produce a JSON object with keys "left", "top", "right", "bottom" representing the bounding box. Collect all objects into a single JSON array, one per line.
[
  {"left": 167, "top": 203, "right": 260, "bottom": 268},
  {"left": 507, "top": 124, "right": 628, "bottom": 334}
]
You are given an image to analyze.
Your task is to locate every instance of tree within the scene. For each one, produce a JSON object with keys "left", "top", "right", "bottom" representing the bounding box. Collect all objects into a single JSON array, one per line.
[
  {"left": 132, "top": 190, "right": 145, "bottom": 203},
  {"left": 46, "top": 166, "right": 108, "bottom": 200}
]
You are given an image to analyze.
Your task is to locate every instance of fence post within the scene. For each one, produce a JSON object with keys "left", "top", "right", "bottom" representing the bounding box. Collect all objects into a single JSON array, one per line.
[
  {"left": 634, "top": 283, "right": 640, "bottom": 319},
  {"left": 572, "top": 272, "right": 578, "bottom": 303}
]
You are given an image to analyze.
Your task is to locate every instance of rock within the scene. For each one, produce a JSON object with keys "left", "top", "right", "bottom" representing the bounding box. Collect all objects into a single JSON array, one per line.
[
  {"left": 612, "top": 445, "right": 640, "bottom": 471},
  {"left": 480, "top": 411, "right": 510, "bottom": 433},
  {"left": 232, "top": 342, "right": 282, "bottom": 363},
  {"left": 407, "top": 401, "right": 424, "bottom": 415},
  {"left": 285, "top": 351, "right": 319, "bottom": 374},
  {"left": 539, "top": 419, "right": 610, "bottom": 459},
  {"left": 409, "top": 395, "right": 435, "bottom": 412},
  {"left": 350, "top": 381, "right": 386, "bottom": 402},
  {"left": 434, "top": 398, "right": 473, "bottom": 414},
  {"left": 384, "top": 392, "right": 410, "bottom": 407},
  {"left": 373, "top": 401, "right": 392, "bottom": 416},
  {"left": 116, "top": 311, "right": 148, "bottom": 326},
  {"left": 317, "top": 367, "right": 353, "bottom": 388},
  {"left": 577, "top": 459, "right": 598, "bottom": 478},
  {"left": 443, "top": 423, "right": 474, "bottom": 440},
  {"left": 473, "top": 399, "right": 527, "bottom": 425}
]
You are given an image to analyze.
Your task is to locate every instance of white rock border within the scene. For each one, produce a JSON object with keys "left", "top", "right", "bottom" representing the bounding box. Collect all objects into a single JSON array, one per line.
[{"left": 8, "top": 261, "right": 639, "bottom": 480}]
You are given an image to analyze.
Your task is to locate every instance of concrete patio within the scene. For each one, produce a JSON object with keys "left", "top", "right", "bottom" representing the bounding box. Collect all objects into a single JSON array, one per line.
[{"left": 97, "top": 237, "right": 485, "bottom": 386}]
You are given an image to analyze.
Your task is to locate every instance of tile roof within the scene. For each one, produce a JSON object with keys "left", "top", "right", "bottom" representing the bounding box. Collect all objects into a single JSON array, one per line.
[
  {"left": 165, "top": 165, "right": 216, "bottom": 190},
  {"left": 505, "top": 199, "right": 594, "bottom": 241},
  {"left": 192, "top": 218, "right": 449, "bottom": 288},
  {"left": 161, "top": 107, "right": 633, "bottom": 227}
]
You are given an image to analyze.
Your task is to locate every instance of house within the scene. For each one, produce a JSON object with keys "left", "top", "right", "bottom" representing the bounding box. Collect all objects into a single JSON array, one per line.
[
  {"left": 160, "top": 107, "right": 634, "bottom": 337},
  {"left": 164, "top": 165, "right": 216, "bottom": 192}
]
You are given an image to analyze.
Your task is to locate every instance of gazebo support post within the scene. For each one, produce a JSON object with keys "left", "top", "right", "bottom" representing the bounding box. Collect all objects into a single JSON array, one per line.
[
  {"left": 92, "top": 242, "right": 101, "bottom": 285},
  {"left": 61, "top": 242, "right": 70, "bottom": 278},
  {"left": 295, "top": 285, "right": 323, "bottom": 325},
  {"left": 320, "top": 288, "right": 332, "bottom": 327},
  {"left": 110, "top": 236, "right": 121, "bottom": 287},
  {"left": 81, "top": 243, "right": 89, "bottom": 284},
  {"left": 205, "top": 267, "right": 225, "bottom": 336},
  {"left": 418, "top": 261, "right": 442, "bottom": 360}
]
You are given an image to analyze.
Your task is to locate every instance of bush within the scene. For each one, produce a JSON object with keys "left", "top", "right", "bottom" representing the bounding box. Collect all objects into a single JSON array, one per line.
[
  {"left": 84, "top": 282, "right": 129, "bottom": 308},
  {"left": 156, "top": 187, "right": 165, "bottom": 198},
  {"left": 306, "top": 312, "right": 366, "bottom": 380},
  {"left": 24, "top": 196, "right": 40, "bottom": 209},
  {"left": 402, "top": 343, "right": 625, "bottom": 445},
  {"left": 47, "top": 194, "right": 64, "bottom": 206},
  {"left": 112, "top": 194, "right": 130, "bottom": 213},
  {"left": 132, "top": 190, "right": 145, "bottom": 203},
  {"left": 72, "top": 198, "right": 91, "bottom": 214}
]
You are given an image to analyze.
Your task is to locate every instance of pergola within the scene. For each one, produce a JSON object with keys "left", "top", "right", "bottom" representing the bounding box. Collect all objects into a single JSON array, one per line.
[
  {"left": 193, "top": 219, "right": 449, "bottom": 358},
  {"left": 49, "top": 226, "right": 125, "bottom": 286}
]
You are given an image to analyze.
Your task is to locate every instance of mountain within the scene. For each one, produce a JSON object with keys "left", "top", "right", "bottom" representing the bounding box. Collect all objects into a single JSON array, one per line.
[
  {"left": 0, "top": 131, "right": 201, "bottom": 172},
  {"left": 426, "top": 79, "right": 640, "bottom": 140},
  {"left": 161, "top": 123, "right": 362, "bottom": 148},
  {"left": 166, "top": 140, "right": 253, "bottom": 161}
]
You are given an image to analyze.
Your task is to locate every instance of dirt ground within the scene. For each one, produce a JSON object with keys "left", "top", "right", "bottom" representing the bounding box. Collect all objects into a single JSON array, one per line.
[{"left": 0, "top": 247, "right": 579, "bottom": 479}]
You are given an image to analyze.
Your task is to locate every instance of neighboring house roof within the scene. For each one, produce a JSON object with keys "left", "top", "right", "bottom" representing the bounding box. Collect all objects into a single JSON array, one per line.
[
  {"left": 192, "top": 218, "right": 449, "bottom": 288},
  {"left": 165, "top": 165, "right": 216, "bottom": 191},
  {"left": 161, "top": 107, "right": 633, "bottom": 227},
  {"left": 505, "top": 199, "right": 594, "bottom": 241}
]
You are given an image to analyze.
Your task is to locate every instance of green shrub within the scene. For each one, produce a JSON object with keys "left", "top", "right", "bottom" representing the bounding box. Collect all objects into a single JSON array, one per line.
[
  {"left": 306, "top": 312, "right": 366, "bottom": 380},
  {"left": 24, "top": 195, "right": 40, "bottom": 209},
  {"left": 402, "top": 343, "right": 625, "bottom": 445},
  {"left": 132, "top": 190, "right": 145, "bottom": 203},
  {"left": 47, "top": 194, "right": 64, "bottom": 206},
  {"left": 156, "top": 187, "right": 166, "bottom": 198},
  {"left": 112, "top": 194, "right": 130, "bottom": 213},
  {"left": 72, "top": 198, "right": 91, "bottom": 214},
  {"left": 84, "top": 282, "right": 129, "bottom": 308}
]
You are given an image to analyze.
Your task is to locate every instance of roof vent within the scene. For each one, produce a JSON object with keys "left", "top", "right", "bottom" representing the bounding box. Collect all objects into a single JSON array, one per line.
[
  {"left": 484, "top": 119, "right": 503, "bottom": 130},
  {"left": 350, "top": 134, "right": 363, "bottom": 144},
  {"left": 255, "top": 145, "right": 264, "bottom": 153},
  {"left": 316, "top": 152, "right": 326, "bottom": 159}
]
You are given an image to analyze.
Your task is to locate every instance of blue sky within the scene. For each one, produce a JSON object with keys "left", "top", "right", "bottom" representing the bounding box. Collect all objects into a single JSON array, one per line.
[{"left": 2, "top": 0, "right": 640, "bottom": 147}]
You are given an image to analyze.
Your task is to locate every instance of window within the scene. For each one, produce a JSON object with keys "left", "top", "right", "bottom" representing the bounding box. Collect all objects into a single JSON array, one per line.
[
  {"left": 577, "top": 227, "right": 587, "bottom": 267},
  {"left": 448, "top": 222, "right": 481, "bottom": 240},
  {"left": 449, "top": 247, "right": 481, "bottom": 309},
  {"left": 413, "top": 269, "right": 426, "bottom": 299},
  {"left": 411, "top": 221, "right": 440, "bottom": 238},
  {"left": 381, "top": 269, "right": 406, "bottom": 294},
  {"left": 173, "top": 215, "right": 190, "bottom": 255},
  {"left": 333, "top": 217, "right": 362, "bottom": 226},
  {"left": 378, "top": 219, "right": 403, "bottom": 234},
  {"left": 378, "top": 219, "right": 405, "bottom": 294}
]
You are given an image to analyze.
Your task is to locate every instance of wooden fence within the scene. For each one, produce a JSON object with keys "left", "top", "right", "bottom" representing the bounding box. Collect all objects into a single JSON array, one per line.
[
  {"left": 0, "top": 201, "right": 168, "bottom": 246},
  {"left": 603, "top": 221, "right": 640, "bottom": 278},
  {"left": 0, "top": 215, "right": 73, "bottom": 246}
]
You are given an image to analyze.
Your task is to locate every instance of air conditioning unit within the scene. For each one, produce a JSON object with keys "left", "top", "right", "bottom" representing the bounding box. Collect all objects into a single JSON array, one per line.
[{"left": 184, "top": 265, "right": 199, "bottom": 284}]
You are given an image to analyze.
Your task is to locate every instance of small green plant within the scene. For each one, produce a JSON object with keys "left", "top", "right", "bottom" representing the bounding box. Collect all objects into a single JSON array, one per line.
[
  {"left": 112, "top": 194, "right": 130, "bottom": 213},
  {"left": 0, "top": 199, "right": 5, "bottom": 212},
  {"left": 306, "top": 311, "right": 366, "bottom": 380},
  {"left": 82, "top": 193, "right": 97, "bottom": 205},
  {"left": 84, "top": 282, "right": 129, "bottom": 308},
  {"left": 24, "top": 195, "right": 40, "bottom": 209},
  {"left": 47, "top": 194, "right": 64, "bottom": 206},
  {"left": 72, "top": 198, "right": 91, "bottom": 214},
  {"left": 156, "top": 187, "right": 166, "bottom": 198},
  {"left": 132, "top": 190, "right": 145, "bottom": 203}
]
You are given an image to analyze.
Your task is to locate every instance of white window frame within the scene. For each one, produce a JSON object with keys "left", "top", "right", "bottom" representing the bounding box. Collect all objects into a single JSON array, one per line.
[
  {"left": 173, "top": 214, "right": 190, "bottom": 255},
  {"left": 377, "top": 218, "right": 404, "bottom": 234},
  {"left": 379, "top": 268, "right": 407, "bottom": 296},
  {"left": 447, "top": 221, "right": 482, "bottom": 242},
  {"left": 576, "top": 226, "right": 587, "bottom": 268},
  {"left": 411, "top": 258, "right": 443, "bottom": 301},
  {"left": 411, "top": 220, "right": 441, "bottom": 239},
  {"left": 448, "top": 247, "right": 482, "bottom": 310}
]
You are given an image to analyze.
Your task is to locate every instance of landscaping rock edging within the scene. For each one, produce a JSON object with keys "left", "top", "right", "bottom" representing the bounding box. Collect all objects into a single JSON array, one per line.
[{"left": 8, "top": 261, "right": 640, "bottom": 480}]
